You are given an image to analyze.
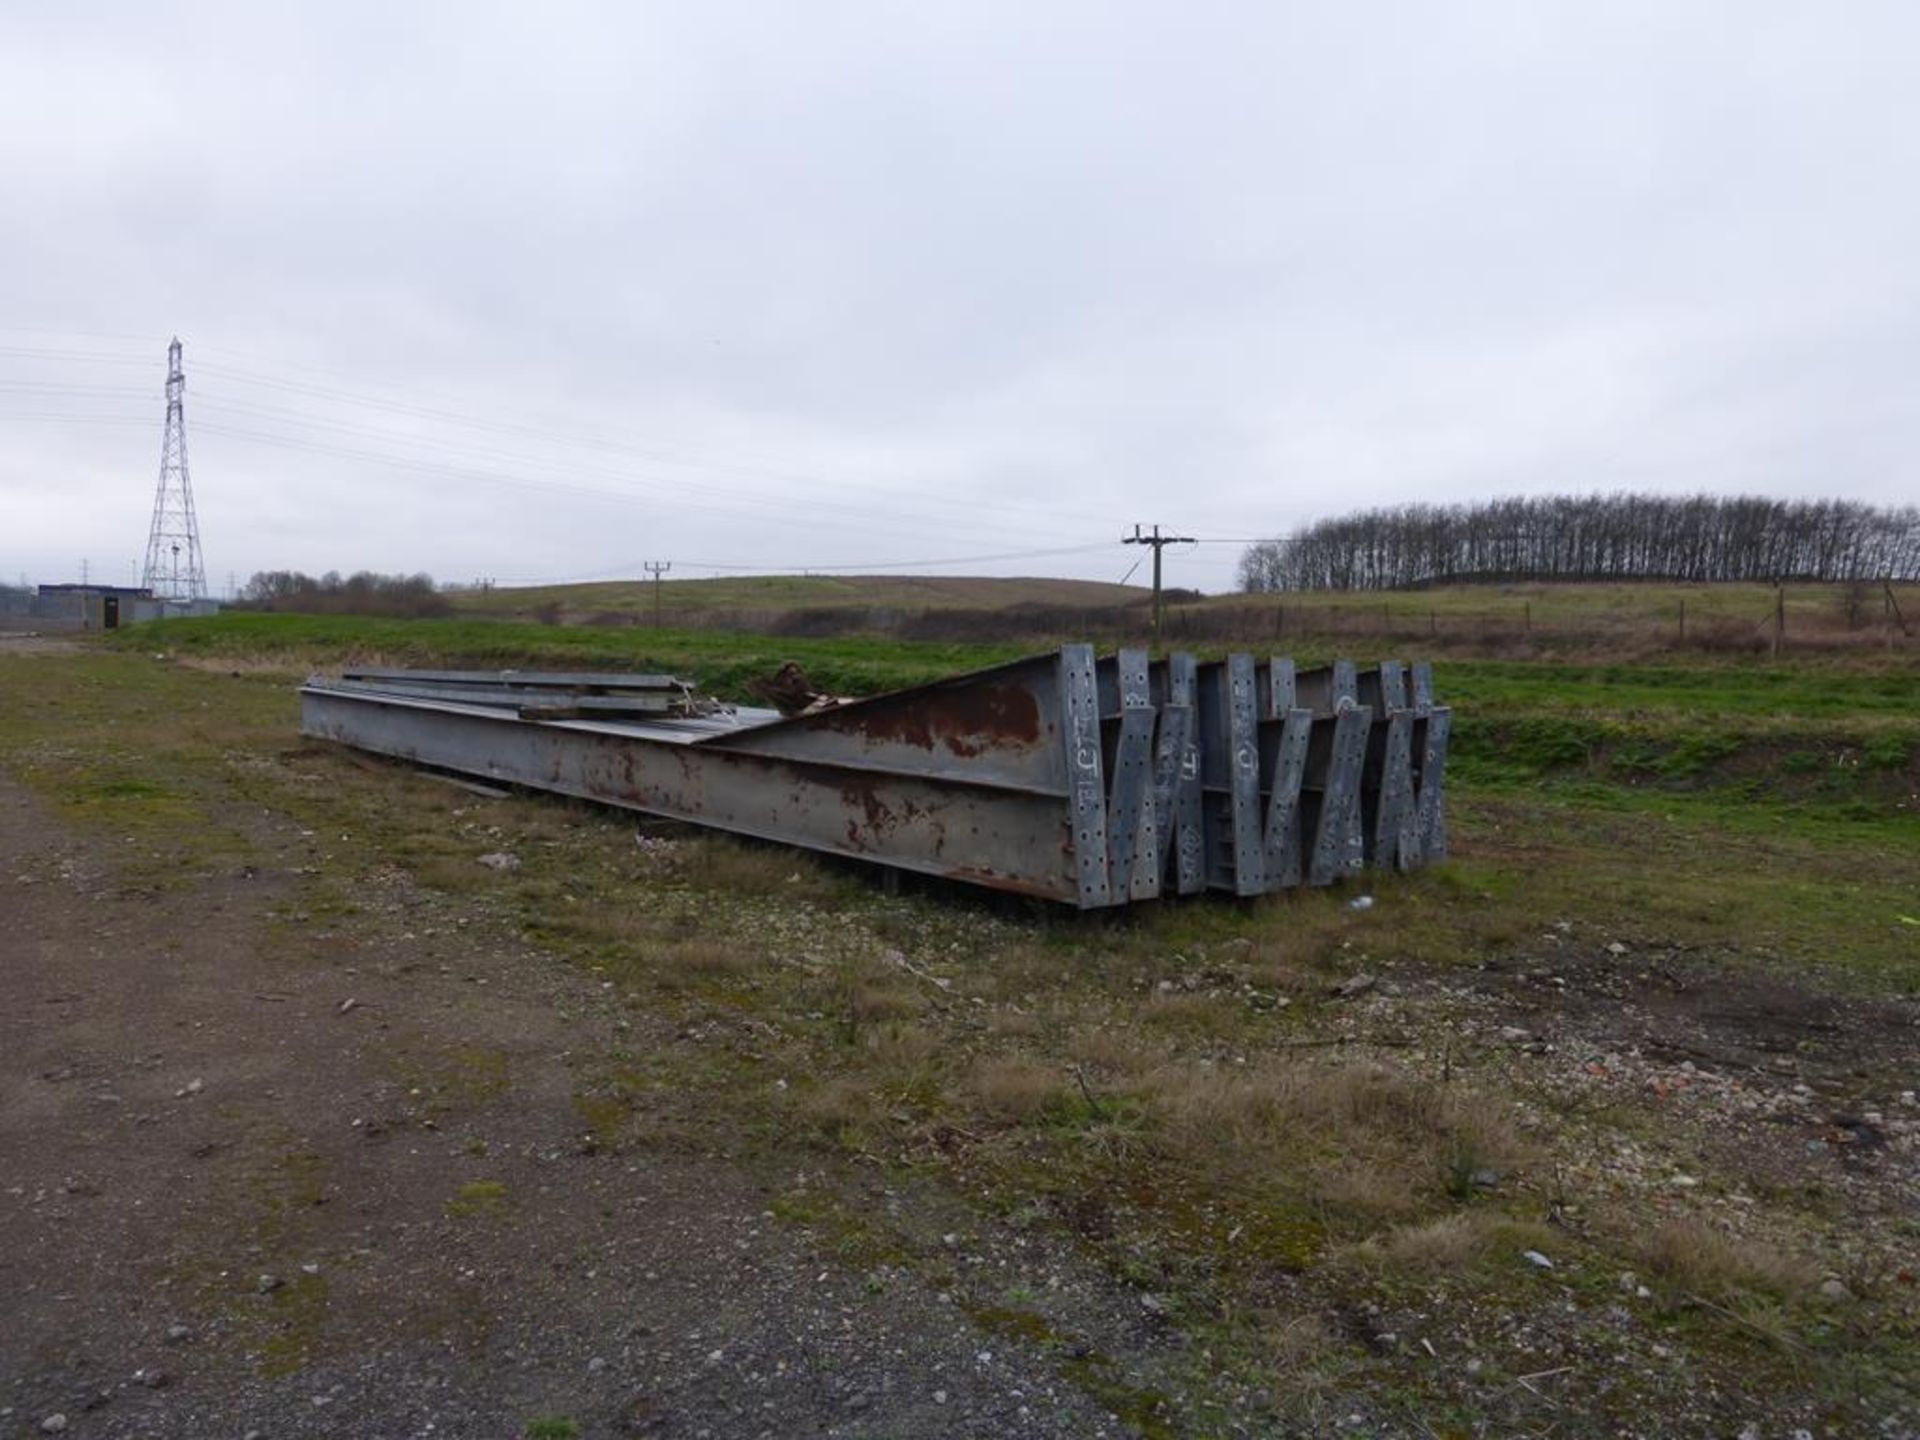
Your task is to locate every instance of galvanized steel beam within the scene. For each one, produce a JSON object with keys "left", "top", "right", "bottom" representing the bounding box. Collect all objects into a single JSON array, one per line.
[{"left": 299, "top": 646, "right": 1450, "bottom": 909}]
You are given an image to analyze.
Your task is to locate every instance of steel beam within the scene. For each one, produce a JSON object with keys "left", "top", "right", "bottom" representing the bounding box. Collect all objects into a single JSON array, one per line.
[{"left": 300, "top": 645, "right": 1450, "bottom": 909}]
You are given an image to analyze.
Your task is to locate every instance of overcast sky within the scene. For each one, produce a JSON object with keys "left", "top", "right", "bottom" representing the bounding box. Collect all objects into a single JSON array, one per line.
[{"left": 4, "top": 2, "right": 1917, "bottom": 595}]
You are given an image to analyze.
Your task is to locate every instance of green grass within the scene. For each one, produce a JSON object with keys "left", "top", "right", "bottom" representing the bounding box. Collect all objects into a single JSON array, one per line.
[
  {"left": 119, "top": 611, "right": 1021, "bottom": 698},
  {"left": 116, "top": 613, "right": 1919, "bottom": 829},
  {"left": 1442, "top": 655, "right": 1920, "bottom": 724},
  {"left": 10, "top": 618, "right": 1917, "bottom": 1433},
  {"left": 445, "top": 1179, "right": 511, "bottom": 1218},
  {"left": 452, "top": 571, "right": 1147, "bottom": 619}
]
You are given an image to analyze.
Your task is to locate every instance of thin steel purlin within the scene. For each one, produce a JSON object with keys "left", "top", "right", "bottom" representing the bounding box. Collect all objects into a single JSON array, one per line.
[{"left": 298, "top": 645, "right": 1450, "bottom": 908}]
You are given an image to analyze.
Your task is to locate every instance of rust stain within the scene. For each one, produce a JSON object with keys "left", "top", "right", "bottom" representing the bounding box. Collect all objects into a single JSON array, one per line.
[
  {"left": 838, "top": 773, "right": 894, "bottom": 831},
  {"left": 942, "top": 866, "right": 1068, "bottom": 902},
  {"left": 841, "top": 683, "right": 1043, "bottom": 759}
]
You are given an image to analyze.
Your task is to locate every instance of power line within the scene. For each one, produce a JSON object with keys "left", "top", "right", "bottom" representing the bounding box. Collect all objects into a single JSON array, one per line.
[
  {"left": 0, "top": 334, "right": 1263, "bottom": 586},
  {"left": 676, "top": 542, "right": 1118, "bottom": 573},
  {"left": 0, "top": 338, "right": 1114, "bottom": 533},
  {"left": 0, "top": 399, "right": 1127, "bottom": 569},
  {"left": 0, "top": 369, "right": 1108, "bottom": 552},
  {"left": 493, "top": 542, "right": 1119, "bottom": 584}
]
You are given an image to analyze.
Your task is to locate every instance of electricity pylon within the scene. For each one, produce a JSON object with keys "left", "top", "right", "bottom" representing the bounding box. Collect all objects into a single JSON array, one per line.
[{"left": 142, "top": 337, "right": 206, "bottom": 601}]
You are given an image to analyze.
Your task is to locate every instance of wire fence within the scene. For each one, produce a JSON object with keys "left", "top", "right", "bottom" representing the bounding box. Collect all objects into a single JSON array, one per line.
[{"left": 567, "top": 586, "right": 1920, "bottom": 657}]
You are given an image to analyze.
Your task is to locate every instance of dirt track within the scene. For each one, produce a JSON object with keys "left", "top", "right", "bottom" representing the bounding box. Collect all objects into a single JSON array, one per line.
[{"left": 0, "top": 774, "right": 1161, "bottom": 1438}]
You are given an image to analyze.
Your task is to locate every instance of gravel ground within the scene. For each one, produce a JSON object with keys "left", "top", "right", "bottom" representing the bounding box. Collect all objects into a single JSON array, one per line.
[{"left": 0, "top": 775, "right": 1179, "bottom": 1438}]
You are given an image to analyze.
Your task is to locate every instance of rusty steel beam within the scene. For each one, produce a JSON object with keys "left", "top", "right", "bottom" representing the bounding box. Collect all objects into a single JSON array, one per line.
[{"left": 298, "top": 645, "right": 1449, "bottom": 908}]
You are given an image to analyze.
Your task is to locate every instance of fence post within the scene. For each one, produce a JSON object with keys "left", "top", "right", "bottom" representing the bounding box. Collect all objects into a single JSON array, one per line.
[
  {"left": 1429, "top": 609, "right": 1436, "bottom": 637},
  {"left": 1524, "top": 602, "right": 1531, "bottom": 635},
  {"left": 1678, "top": 598, "right": 1686, "bottom": 644},
  {"left": 1772, "top": 587, "right": 1784, "bottom": 656},
  {"left": 1885, "top": 582, "right": 1912, "bottom": 642}
]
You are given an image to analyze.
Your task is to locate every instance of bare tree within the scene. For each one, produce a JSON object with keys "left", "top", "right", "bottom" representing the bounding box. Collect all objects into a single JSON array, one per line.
[
  {"left": 239, "top": 570, "right": 452, "bottom": 618},
  {"left": 1239, "top": 494, "right": 1920, "bottom": 592}
]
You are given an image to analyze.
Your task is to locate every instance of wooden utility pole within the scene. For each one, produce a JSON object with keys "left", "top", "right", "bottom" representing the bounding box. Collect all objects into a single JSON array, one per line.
[
  {"left": 644, "top": 560, "right": 671, "bottom": 629},
  {"left": 1122, "top": 523, "right": 1195, "bottom": 643}
]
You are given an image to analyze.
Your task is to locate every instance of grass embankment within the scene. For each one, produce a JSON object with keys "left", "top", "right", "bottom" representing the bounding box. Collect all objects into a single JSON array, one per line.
[
  {"left": 124, "top": 610, "right": 1024, "bottom": 697},
  {"left": 124, "top": 612, "right": 1920, "bottom": 823},
  {"left": 450, "top": 572, "right": 1146, "bottom": 620},
  {"left": 437, "top": 573, "right": 1920, "bottom": 658},
  {"left": 6, "top": 635, "right": 1919, "bottom": 1433}
]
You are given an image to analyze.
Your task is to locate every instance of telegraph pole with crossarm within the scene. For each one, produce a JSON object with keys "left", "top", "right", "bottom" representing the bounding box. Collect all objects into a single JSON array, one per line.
[
  {"left": 644, "top": 560, "right": 671, "bottom": 628},
  {"left": 1122, "top": 523, "right": 1195, "bottom": 643}
]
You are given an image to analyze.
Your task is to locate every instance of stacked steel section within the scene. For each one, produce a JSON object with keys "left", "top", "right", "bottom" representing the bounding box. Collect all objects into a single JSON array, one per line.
[{"left": 299, "top": 646, "right": 1448, "bottom": 908}]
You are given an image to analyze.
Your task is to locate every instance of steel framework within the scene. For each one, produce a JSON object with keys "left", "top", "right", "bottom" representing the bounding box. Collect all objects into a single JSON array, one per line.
[
  {"left": 299, "top": 646, "right": 1449, "bottom": 908},
  {"left": 141, "top": 337, "right": 206, "bottom": 601}
]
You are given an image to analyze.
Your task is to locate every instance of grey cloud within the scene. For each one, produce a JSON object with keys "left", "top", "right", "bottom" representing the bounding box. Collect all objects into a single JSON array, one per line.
[{"left": 4, "top": 1, "right": 1917, "bottom": 593}]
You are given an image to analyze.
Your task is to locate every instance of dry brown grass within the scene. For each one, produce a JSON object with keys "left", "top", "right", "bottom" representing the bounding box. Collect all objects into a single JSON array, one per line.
[
  {"left": 1310, "top": 1158, "right": 1427, "bottom": 1221},
  {"left": 537, "top": 905, "right": 680, "bottom": 951},
  {"left": 986, "top": 1007, "right": 1043, "bottom": 1039},
  {"left": 792, "top": 1075, "right": 884, "bottom": 1140},
  {"left": 1236, "top": 933, "right": 1334, "bottom": 994},
  {"left": 863, "top": 1022, "right": 942, "bottom": 1070},
  {"left": 1243, "top": 899, "right": 1366, "bottom": 973},
  {"left": 1141, "top": 1058, "right": 1527, "bottom": 1213},
  {"left": 1064, "top": 1023, "right": 1164, "bottom": 1078},
  {"left": 662, "top": 937, "right": 753, "bottom": 980},
  {"left": 176, "top": 654, "right": 309, "bottom": 677},
  {"left": 1259, "top": 1311, "right": 1341, "bottom": 1371},
  {"left": 682, "top": 835, "right": 820, "bottom": 895},
  {"left": 546, "top": 923, "right": 753, "bottom": 988},
  {"left": 1350, "top": 1211, "right": 1553, "bottom": 1271},
  {"left": 411, "top": 855, "right": 496, "bottom": 894},
  {"left": 967, "top": 1056, "right": 1066, "bottom": 1122},
  {"left": 848, "top": 980, "right": 923, "bottom": 1028},
  {"left": 992, "top": 941, "right": 1068, "bottom": 983},
  {"left": 1632, "top": 1218, "right": 1822, "bottom": 1303},
  {"left": 1140, "top": 991, "right": 1241, "bottom": 1033}
]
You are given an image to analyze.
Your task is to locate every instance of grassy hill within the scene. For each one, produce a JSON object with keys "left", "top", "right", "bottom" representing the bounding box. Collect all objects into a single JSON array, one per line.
[
  {"left": 452, "top": 573, "right": 1150, "bottom": 622},
  {"left": 440, "top": 573, "right": 1919, "bottom": 659}
]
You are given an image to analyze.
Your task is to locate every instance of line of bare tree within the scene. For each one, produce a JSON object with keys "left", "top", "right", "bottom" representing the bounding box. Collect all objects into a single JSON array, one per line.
[
  {"left": 1238, "top": 494, "right": 1920, "bottom": 592},
  {"left": 239, "top": 570, "right": 451, "bottom": 618}
]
